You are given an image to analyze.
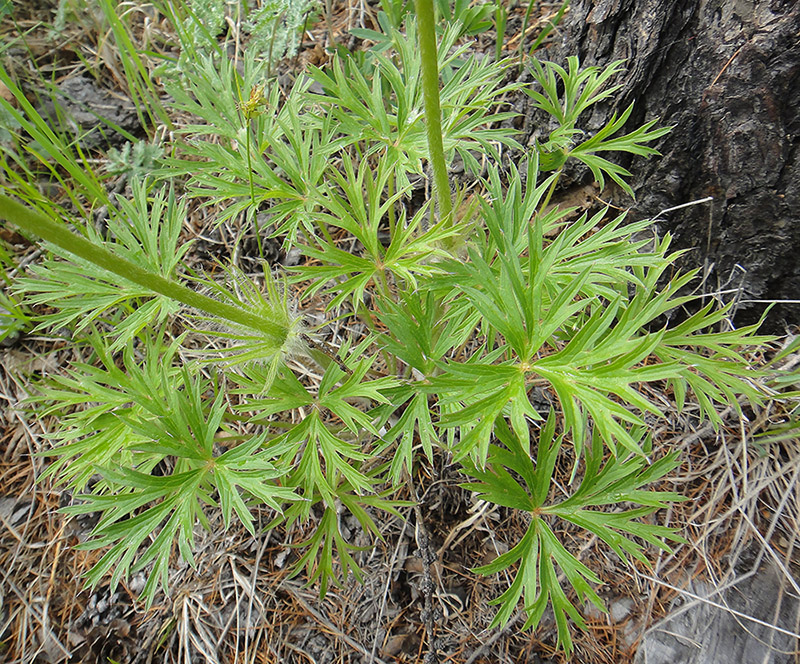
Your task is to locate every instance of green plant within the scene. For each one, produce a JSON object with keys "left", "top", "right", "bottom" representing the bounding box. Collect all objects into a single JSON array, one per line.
[
  {"left": 96, "top": 0, "right": 174, "bottom": 129},
  {"left": 494, "top": 0, "right": 507, "bottom": 61},
  {"left": 526, "top": 55, "right": 670, "bottom": 199},
  {"left": 0, "top": 2, "right": 774, "bottom": 656},
  {"left": 0, "top": 240, "right": 29, "bottom": 344},
  {"left": 518, "top": 0, "right": 570, "bottom": 72},
  {"left": 154, "top": 0, "right": 318, "bottom": 76},
  {"left": 462, "top": 415, "right": 683, "bottom": 651},
  {"left": 105, "top": 139, "right": 165, "bottom": 178}
]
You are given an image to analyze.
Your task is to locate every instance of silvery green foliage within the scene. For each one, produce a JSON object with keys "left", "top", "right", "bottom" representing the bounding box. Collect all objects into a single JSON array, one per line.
[
  {"left": 187, "top": 0, "right": 227, "bottom": 44},
  {"left": 246, "top": 0, "right": 318, "bottom": 61},
  {"left": 105, "top": 140, "right": 164, "bottom": 178},
  {"left": 53, "top": 0, "right": 79, "bottom": 33},
  {"left": 182, "top": 0, "right": 317, "bottom": 63}
]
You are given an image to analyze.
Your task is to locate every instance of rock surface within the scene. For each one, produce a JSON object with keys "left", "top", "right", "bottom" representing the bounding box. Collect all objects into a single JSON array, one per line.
[
  {"left": 38, "top": 74, "right": 142, "bottom": 150},
  {"left": 635, "top": 563, "right": 799, "bottom": 664},
  {"left": 520, "top": 0, "right": 800, "bottom": 329}
]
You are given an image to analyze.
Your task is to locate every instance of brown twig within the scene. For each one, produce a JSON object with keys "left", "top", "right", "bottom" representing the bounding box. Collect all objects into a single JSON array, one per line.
[
  {"left": 282, "top": 580, "right": 391, "bottom": 664},
  {"left": 407, "top": 473, "right": 441, "bottom": 664}
]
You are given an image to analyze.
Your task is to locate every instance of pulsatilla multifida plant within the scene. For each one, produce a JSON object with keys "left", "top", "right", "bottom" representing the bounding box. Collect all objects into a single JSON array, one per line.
[{"left": 0, "top": 1, "right": 774, "bottom": 655}]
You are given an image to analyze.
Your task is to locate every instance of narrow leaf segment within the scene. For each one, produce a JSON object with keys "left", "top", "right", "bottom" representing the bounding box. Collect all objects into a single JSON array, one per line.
[{"left": 0, "top": 194, "right": 289, "bottom": 348}]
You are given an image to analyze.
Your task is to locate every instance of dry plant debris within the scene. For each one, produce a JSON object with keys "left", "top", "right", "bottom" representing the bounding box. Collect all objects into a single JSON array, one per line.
[{"left": 0, "top": 1, "right": 798, "bottom": 664}]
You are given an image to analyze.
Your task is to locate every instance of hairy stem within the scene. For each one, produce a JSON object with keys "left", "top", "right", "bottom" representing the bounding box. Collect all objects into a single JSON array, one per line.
[
  {"left": 414, "top": 0, "right": 453, "bottom": 227},
  {"left": 0, "top": 195, "right": 289, "bottom": 348}
]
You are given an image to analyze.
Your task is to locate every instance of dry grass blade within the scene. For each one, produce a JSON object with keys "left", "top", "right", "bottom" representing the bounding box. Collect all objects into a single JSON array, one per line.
[
  {"left": 1, "top": 1, "right": 798, "bottom": 663},
  {"left": 282, "top": 579, "right": 391, "bottom": 664}
]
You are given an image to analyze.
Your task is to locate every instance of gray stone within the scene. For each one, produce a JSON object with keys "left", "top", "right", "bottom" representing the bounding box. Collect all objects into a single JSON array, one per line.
[
  {"left": 36, "top": 75, "right": 141, "bottom": 151},
  {"left": 635, "top": 563, "right": 800, "bottom": 664},
  {"left": 610, "top": 596, "right": 635, "bottom": 623}
]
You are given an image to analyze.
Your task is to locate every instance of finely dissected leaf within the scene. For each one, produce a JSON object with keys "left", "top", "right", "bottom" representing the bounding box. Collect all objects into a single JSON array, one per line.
[
  {"left": 462, "top": 417, "right": 684, "bottom": 654},
  {"left": 525, "top": 56, "right": 669, "bottom": 197},
  {"left": 434, "top": 361, "right": 540, "bottom": 464},
  {"left": 14, "top": 180, "right": 187, "bottom": 349},
  {"left": 378, "top": 288, "right": 481, "bottom": 375},
  {"left": 318, "top": 359, "right": 398, "bottom": 433},
  {"left": 285, "top": 484, "right": 409, "bottom": 597},
  {"left": 294, "top": 154, "right": 454, "bottom": 309},
  {"left": 570, "top": 104, "right": 670, "bottom": 196},
  {"left": 377, "top": 388, "right": 438, "bottom": 483},
  {"left": 525, "top": 57, "right": 625, "bottom": 128},
  {"left": 238, "top": 354, "right": 398, "bottom": 429},
  {"left": 231, "top": 351, "right": 408, "bottom": 596},
  {"left": 213, "top": 432, "right": 297, "bottom": 534},
  {"left": 35, "top": 333, "right": 181, "bottom": 490},
  {"left": 308, "top": 21, "right": 520, "bottom": 180},
  {"left": 162, "top": 53, "right": 336, "bottom": 239},
  {"left": 4, "top": 12, "right": 782, "bottom": 657},
  {"left": 531, "top": 313, "right": 674, "bottom": 456},
  {"left": 284, "top": 414, "right": 374, "bottom": 509},
  {"left": 54, "top": 359, "right": 298, "bottom": 605},
  {"left": 63, "top": 467, "right": 208, "bottom": 608},
  {"left": 237, "top": 355, "right": 397, "bottom": 516},
  {"left": 436, "top": 166, "right": 770, "bottom": 458},
  {"left": 655, "top": 302, "right": 774, "bottom": 425}
]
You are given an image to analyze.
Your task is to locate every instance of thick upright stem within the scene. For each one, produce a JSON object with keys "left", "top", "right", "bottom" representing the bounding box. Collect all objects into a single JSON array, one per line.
[
  {"left": 0, "top": 195, "right": 289, "bottom": 348},
  {"left": 414, "top": 0, "right": 453, "bottom": 226}
]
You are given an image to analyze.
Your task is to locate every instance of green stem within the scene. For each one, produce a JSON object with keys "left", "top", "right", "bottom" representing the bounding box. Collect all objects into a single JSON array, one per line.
[
  {"left": 387, "top": 173, "right": 396, "bottom": 234},
  {"left": 518, "top": 0, "right": 537, "bottom": 73},
  {"left": 540, "top": 170, "right": 562, "bottom": 211},
  {"left": 0, "top": 195, "right": 288, "bottom": 348},
  {"left": 266, "top": 12, "right": 282, "bottom": 80},
  {"left": 495, "top": 0, "right": 507, "bottom": 62},
  {"left": 245, "top": 122, "right": 264, "bottom": 258},
  {"left": 247, "top": 125, "right": 256, "bottom": 206},
  {"left": 413, "top": 0, "right": 453, "bottom": 226}
]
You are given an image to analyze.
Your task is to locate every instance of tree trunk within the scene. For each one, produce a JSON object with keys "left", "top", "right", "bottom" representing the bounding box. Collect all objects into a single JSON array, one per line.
[{"left": 521, "top": 0, "right": 800, "bottom": 330}]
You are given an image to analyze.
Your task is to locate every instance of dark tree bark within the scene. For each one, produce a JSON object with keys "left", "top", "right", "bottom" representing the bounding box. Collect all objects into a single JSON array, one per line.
[{"left": 520, "top": 0, "right": 800, "bottom": 330}]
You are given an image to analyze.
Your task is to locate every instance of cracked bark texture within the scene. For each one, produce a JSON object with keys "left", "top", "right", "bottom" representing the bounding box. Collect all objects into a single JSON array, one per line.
[{"left": 522, "top": 0, "right": 800, "bottom": 329}]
